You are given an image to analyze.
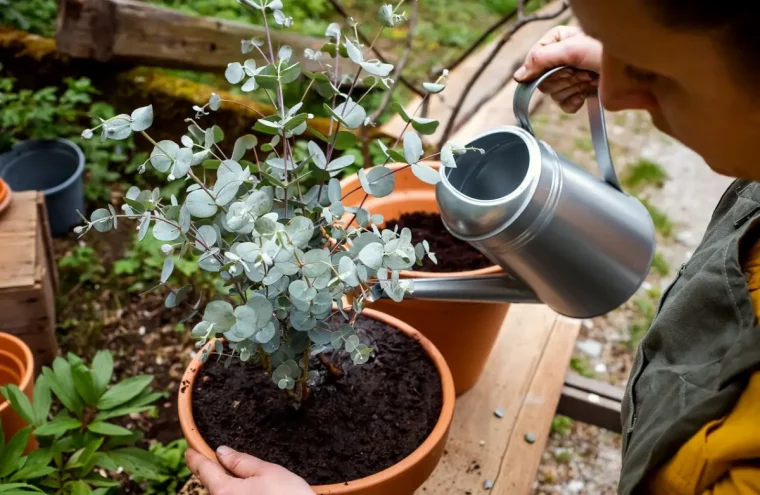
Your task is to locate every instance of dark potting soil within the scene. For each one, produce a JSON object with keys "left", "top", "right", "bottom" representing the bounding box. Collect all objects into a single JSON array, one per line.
[
  {"left": 384, "top": 211, "right": 493, "bottom": 272},
  {"left": 191, "top": 315, "right": 443, "bottom": 486}
]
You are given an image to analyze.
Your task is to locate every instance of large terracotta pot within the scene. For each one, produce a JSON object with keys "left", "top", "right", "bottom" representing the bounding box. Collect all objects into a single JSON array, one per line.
[
  {"left": 178, "top": 308, "right": 455, "bottom": 495},
  {"left": 340, "top": 162, "right": 510, "bottom": 395},
  {"left": 0, "top": 178, "right": 11, "bottom": 216},
  {"left": 0, "top": 332, "right": 37, "bottom": 451}
]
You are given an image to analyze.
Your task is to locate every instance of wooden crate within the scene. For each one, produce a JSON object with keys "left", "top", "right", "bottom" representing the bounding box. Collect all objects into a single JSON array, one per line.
[{"left": 0, "top": 191, "right": 59, "bottom": 368}]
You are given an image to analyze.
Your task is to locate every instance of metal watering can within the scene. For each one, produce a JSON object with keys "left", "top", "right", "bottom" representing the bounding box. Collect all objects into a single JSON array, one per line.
[{"left": 372, "top": 67, "right": 656, "bottom": 319}]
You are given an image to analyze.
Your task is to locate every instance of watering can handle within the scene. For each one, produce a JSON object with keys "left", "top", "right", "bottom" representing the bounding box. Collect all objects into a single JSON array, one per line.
[{"left": 513, "top": 66, "right": 622, "bottom": 191}]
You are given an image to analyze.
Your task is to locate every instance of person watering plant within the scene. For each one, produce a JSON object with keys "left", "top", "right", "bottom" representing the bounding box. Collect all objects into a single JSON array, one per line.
[{"left": 186, "top": 0, "right": 760, "bottom": 493}]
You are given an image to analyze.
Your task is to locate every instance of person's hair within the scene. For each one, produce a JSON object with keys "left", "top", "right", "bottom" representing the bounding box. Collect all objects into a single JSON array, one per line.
[{"left": 645, "top": 1, "right": 758, "bottom": 85}]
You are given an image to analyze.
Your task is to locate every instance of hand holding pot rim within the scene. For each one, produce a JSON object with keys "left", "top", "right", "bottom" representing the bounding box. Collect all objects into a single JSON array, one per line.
[{"left": 186, "top": 446, "right": 312, "bottom": 495}]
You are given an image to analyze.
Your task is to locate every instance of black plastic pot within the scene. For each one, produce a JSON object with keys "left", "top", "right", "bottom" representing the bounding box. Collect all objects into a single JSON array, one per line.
[{"left": 0, "top": 139, "right": 85, "bottom": 236}]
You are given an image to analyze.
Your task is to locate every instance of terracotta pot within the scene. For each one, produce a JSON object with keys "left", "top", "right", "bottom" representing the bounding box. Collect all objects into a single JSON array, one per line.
[
  {"left": 0, "top": 332, "right": 37, "bottom": 452},
  {"left": 0, "top": 178, "right": 11, "bottom": 216},
  {"left": 178, "top": 308, "right": 455, "bottom": 495},
  {"left": 340, "top": 162, "right": 510, "bottom": 395}
]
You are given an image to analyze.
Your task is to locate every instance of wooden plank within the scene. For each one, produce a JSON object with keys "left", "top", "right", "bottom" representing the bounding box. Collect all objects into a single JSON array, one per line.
[
  {"left": 556, "top": 372, "right": 624, "bottom": 433},
  {"left": 492, "top": 316, "right": 580, "bottom": 494},
  {"left": 0, "top": 192, "right": 40, "bottom": 290},
  {"left": 557, "top": 386, "right": 622, "bottom": 433},
  {"left": 380, "top": 2, "right": 572, "bottom": 146},
  {"left": 563, "top": 372, "right": 625, "bottom": 403},
  {"left": 56, "top": 0, "right": 325, "bottom": 73},
  {"left": 416, "top": 305, "right": 561, "bottom": 493},
  {"left": 36, "top": 194, "right": 58, "bottom": 292}
]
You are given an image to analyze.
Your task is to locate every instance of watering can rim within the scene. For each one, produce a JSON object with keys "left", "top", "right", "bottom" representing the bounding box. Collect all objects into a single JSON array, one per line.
[{"left": 437, "top": 125, "right": 543, "bottom": 207}]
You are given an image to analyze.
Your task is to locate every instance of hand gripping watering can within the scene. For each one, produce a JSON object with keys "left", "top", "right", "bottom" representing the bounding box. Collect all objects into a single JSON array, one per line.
[{"left": 371, "top": 67, "right": 656, "bottom": 319}]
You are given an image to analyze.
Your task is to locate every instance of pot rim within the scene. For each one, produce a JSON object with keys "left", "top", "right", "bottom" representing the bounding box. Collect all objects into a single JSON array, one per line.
[
  {"left": 0, "top": 333, "right": 34, "bottom": 415},
  {"left": 339, "top": 162, "right": 503, "bottom": 279},
  {"left": 0, "top": 139, "right": 85, "bottom": 197},
  {"left": 0, "top": 180, "right": 10, "bottom": 216},
  {"left": 178, "top": 307, "right": 456, "bottom": 493}
]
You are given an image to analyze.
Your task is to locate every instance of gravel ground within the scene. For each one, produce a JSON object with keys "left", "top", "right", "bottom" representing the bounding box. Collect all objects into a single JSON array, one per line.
[{"left": 528, "top": 99, "right": 732, "bottom": 494}]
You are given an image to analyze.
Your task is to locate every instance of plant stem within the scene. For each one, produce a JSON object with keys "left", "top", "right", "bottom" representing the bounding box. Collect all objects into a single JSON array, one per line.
[
  {"left": 325, "top": 0, "right": 424, "bottom": 97},
  {"left": 318, "top": 353, "right": 343, "bottom": 377}
]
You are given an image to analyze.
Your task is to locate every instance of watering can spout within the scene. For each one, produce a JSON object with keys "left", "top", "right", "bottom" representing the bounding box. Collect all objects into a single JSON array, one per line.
[{"left": 368, "top": 274, "right": 540, "bottom": 305}]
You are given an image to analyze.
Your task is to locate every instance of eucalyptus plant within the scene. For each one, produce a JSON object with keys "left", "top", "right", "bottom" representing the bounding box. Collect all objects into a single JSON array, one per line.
[{"left": 77, "top": 0, "right": 480, "bottom": 402}]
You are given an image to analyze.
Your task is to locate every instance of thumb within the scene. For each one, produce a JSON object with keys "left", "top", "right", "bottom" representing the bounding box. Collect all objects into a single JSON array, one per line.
[
  {"left": 515, "top": 35, "right": 601, "bottom": 81},
  {"left": 216, "top": 445, "right": 271, "bottom": 478},
  {"left": 186, "top": 448, "right": 237, "bottom": 493}
]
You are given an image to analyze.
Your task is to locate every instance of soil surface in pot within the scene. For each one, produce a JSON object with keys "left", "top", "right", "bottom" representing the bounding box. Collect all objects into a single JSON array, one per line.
[
  {"left": 384, "top": 211, "right": 493, "bottom": 272},
  {"left": 191, "top": 315, "right": 444, "bottom": 485}
]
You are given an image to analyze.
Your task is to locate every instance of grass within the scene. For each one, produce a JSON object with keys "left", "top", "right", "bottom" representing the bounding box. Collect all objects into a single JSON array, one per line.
[
  {"left": 627, "top": 289, "right": 660, "bottom": 350},
  {"left": 639, "top": 197, "right": 674, "bottom": 238},
  {"left": 622, "top": 158, "right": 667, "bottom": 191},
  {"left": 651, "top": 252, "right": 669, "bottom": 276}
]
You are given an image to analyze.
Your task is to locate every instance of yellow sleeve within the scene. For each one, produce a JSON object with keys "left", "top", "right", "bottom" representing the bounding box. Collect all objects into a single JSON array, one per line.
[{"left": 650, "top": 240, "right": 760, "bottom": 495}]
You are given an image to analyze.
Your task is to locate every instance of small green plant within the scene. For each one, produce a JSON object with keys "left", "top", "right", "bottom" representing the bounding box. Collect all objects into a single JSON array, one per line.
[
  {"left": 0, "top": 351, "right": 166, "bottom": 493},
  {"left": 550, "top": 415, "right": 572, "bottom": 436},
  {"left": 113, "top": 233, "right": 214, "bottom": 292},
  {"left": 570, "top": 356, "right": 595, "bottom": 378},
  {"left": 133, "top": 439, "right": 192, "bottom": 494},
  {"left": 58, "top": 245, "right": 106, "bottom": 288},
  {"left": 77, "top": 0, "right": 480, "bottom": 405},
  {"left": 621, "top": 158, "right": 667, "bottom": 191}
]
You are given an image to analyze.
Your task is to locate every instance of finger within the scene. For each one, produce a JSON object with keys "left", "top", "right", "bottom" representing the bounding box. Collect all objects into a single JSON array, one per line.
[
  {"left": 515, "top": 35, "right": 601, "bottom": 82},
  {"left": 537, "top": 70, "right": 590, "bottom": 95},
  {"left": 551, "top": 81, "right": 597, "bottom": 104},
  {"left": 535, "top": 25, "right": 582, "bottom": 48},
  {"left": 559, "top": 94, "right": 586, "bottom": 114},
  {"left": 216, "top": 445, "right": 271, "bottom": 479},
  {"left": 186, "top": 448, "right": 235, "bottom": 493}
]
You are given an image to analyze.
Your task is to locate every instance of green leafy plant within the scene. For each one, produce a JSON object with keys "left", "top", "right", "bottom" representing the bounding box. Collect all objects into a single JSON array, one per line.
[
  {"left": 0, "top": 351, "right": 166, "bottom": 493},
  {"left": 133, "top": 439, "right": 192, "bottom": 494},
  {"left": 58, "top": 245, "right": 106, "bottom": 288},
  {"left": 0, "top": 426, "right": 45, "bottom": 493},
  {"left": 0, "top": 0, "right": 57, "bottom": 37},
  {"left": 550, "top": 415, "right": 572, "bottom": 436},
  {"left": 77, "top": 0, "right": 482, "bottom": 404}
]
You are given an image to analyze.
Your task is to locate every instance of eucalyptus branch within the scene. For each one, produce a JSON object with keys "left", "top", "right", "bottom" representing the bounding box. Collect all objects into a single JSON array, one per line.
[
  {"left": 438, "top": 0, "right": 569, "bottom": 147},
  {"left": 370, "top": 0, "right": 419, "bottom": 122},
  {"left": 325, "top": 0, "right": 425, "bottom": 97}
]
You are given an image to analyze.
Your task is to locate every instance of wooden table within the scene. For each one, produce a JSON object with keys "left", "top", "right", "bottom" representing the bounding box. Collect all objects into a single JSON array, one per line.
[{"left": 180, "top": 305, "right": 580, "bottom": 495}]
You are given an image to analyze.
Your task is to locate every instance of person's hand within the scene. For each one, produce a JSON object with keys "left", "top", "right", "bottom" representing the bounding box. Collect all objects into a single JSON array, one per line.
[
  {"left": 514, "top": 26, "right": 603, "bottom": 113},
  {"left": 186, "top": 446, "right": 313, "bottom": 495}
]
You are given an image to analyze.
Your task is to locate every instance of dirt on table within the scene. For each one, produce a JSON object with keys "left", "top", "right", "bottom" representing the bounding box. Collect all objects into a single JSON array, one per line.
[
  {"left": 191, "top": 315, "right": 444, "bottom": 486},
  {"left": 384, "top": 211, "right": 494, "bottom": 273}
]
